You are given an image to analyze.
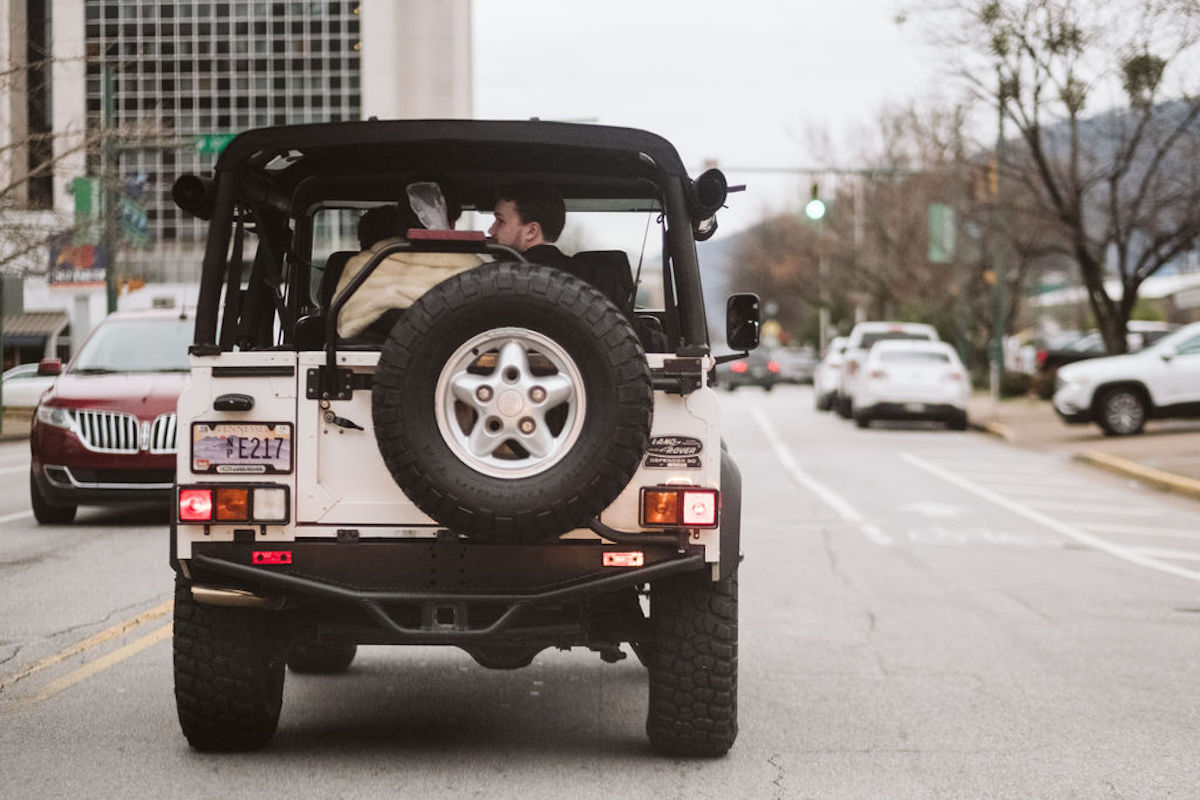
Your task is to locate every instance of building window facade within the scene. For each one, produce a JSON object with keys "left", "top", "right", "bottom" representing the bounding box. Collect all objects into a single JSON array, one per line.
[{"left": 83, "top": 0, "right": 362, "bottom": 242}]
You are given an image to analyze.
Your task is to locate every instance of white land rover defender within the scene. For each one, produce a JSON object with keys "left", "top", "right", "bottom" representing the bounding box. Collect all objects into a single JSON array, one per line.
[{"left": 169, "top": 120, "right": 759, "bottom": 757}]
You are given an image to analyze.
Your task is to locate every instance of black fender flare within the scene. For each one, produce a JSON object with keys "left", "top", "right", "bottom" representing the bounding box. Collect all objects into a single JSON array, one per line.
[{"left": 719, "top": 444, "right": 742, "bottom": 579}]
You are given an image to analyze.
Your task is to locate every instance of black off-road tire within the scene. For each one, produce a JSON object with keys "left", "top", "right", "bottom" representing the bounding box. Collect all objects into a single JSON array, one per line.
[
  {"left": 372, "top": 262, "right": 653, "bottom": 544},
  {"left": 286, "top": 642, "right": 357, "bottom": 674},
  {"left": 646, "top": 570, "right": 738, "bottom": 757},
  {"left": 854, "top": 410, "right": 871, "bottom": 429},
  {"left": 1096, "top": 387, "right": 1148, "bottom": 436},
  {"left": 173, "top": 577, "right": 286, "bottom": 751},
  {"left": 30, "top": 471, "right": 76, "bottom": 524},
  {"left": 948, "top": 411, "right": 969, "bottom": 431},
  {"left": 835, "top": 395, "right": 852, "bottom": 419}
]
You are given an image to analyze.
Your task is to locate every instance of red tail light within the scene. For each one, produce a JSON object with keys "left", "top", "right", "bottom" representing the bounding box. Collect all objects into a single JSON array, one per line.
[
  {"left": 767, "top": 361, "right": 780, "bottom": 373},
  {"left": 179, "top": 488, "right": 213, "bottom": 521},
  {"left": 730, "top": 361, "right": 747, "bottom": 373},
  {"left": 252, "top": 551, "right": 292, "bottom": 565},
  {"left": 603, "top": 552, "right": 645, "bottom": 568},
  {"left": 1036, "top": 349, "right": 1047, "bottom": 368},
  {"left": 868, "top": 369, "right": 888, "bottom": 380}
]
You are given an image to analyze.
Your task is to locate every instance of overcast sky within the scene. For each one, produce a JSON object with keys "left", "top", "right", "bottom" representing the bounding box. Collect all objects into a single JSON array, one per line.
[{"left": 472, "top": 0, "right": 946, "bottom": 233}]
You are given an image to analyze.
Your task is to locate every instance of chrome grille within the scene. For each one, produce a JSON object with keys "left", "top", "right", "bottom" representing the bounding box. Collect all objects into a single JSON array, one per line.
[
  {"left": 73, "top": 410, "right": 140, "bottom": 454},
  {"left": 149, "top": 413, "right": 178, "bottom": 454}
]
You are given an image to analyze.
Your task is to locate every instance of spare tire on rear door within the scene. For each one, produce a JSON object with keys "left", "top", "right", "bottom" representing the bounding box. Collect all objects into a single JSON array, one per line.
[{"left": 372, "top": 262, "right": 653, "bottom": 543}]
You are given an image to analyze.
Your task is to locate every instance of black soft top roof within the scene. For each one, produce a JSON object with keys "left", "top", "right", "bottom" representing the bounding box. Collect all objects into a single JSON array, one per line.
[{"left": 215, "top": 119, "right": 691, "bottom": 209}]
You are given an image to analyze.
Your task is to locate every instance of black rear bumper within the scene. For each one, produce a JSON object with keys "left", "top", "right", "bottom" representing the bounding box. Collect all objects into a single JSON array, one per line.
[{"left": 184, "top": 539, "right": 705, "bottom": 644}]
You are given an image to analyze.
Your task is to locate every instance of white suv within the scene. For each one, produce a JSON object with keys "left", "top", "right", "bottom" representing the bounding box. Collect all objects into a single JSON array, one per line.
[
  {"left": 168, "top": 119, "right": 754, "bottom": 758},
  {"left": 1053, "top": 320, "right": 1200, "bottom": 435},
  {"left": 834, "top": 321, "right": 940, "bottom": 418}
]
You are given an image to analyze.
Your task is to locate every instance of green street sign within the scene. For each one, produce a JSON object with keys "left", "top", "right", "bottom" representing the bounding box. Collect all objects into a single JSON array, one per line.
[
  {"left": 928, "top": 202, "right": 956, "bottom": 264},
  {"left": 194, "top": 133, "right": 237, "bottom": 154}
]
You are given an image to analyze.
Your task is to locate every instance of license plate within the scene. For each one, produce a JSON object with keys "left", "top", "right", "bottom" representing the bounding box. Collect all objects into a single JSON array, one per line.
[
  {"left": 192, "top": 422, "right": 293, "bottom": 474},
  {"left": 903, "top": 402, "right": 926, "bottom": 413}
]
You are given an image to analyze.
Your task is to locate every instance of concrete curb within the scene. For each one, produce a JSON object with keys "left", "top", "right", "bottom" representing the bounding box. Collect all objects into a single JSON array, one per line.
[
  {"left": 1073, "top": 451, "right": 1200, "bottom": 501},
  {"left": 969, "top": 419, "right": 1015, "bottom": 442}
]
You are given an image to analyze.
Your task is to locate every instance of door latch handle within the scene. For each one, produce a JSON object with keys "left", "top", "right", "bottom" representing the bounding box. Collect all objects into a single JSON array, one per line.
[{"left": 323, "top": 411, "right": 364, "bottom": 431}]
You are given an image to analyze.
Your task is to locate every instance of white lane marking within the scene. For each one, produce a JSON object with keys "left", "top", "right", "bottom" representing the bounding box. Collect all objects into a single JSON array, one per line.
[
  {"left": 901, "top": 452, "right": 1200, "bottom": 583},
  {"left": 1075, "top": 522, "right": 1200, "bottom": 540},
  {"left": 1023, "top": 501, "right": 1162, "bottom": 516},
  {"left": 0, "top": 464, "right": 29, "bottom": 476},
  {"left": 750, "top": 404, "right": 890, "bottom": 545},
  {"left": 982, "top": 483, "right": 1114, "bottom": 496},
  {"left": 0, "top": 510, "right": 33, "bottom": 525},
  {"left": 1129, "top": 546, "right": 1200, "bottom": 563},
  {"left": 898, "top": 501, "right": 969, "bottom": 519}
]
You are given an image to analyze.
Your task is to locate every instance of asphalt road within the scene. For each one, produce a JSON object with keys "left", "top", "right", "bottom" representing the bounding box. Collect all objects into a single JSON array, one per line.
[{"left": 3, "top": 386, "right": 1200, "bottom": 799}]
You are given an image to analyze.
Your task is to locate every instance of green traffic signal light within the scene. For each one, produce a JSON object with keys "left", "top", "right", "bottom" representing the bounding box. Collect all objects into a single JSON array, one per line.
[{"left": 804, "top": 181, "right": 825, "bottom": 220}]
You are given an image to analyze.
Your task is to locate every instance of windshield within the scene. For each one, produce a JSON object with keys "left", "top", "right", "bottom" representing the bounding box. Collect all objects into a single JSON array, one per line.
[
  {"left": 71, "top": 317, "right": 193, "bottom": 373},
  {"left": 878, "top": 350, "right": 952, "bottom": 364},
  {"left": 860, "top": 332, "right": 934, "bottom": 348}
]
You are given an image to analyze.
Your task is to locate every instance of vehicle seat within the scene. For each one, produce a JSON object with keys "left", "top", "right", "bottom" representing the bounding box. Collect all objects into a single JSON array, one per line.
[
  {"left": 564, "top": 250, "right": 635, "bottom": 317},
  {"left": 318, "top": 250, "right": 357, "bottom": 310}
]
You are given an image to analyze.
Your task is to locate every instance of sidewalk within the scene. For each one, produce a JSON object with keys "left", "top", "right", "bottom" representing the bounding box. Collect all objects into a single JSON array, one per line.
[
  {"left": 0, "top": 409, "right": 32, "bottom": 442},
  {"left": 968, "top": 393, "right": 1200, "bottom": 500}
]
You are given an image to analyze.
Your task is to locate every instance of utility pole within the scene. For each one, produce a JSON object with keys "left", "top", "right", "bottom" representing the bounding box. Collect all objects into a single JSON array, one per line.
[
  {"left": 101, "top": 66, "right": 118, "bottom": 314},
  {"left": 989, "top": 68, "right": 1009, "bottom": 407}
]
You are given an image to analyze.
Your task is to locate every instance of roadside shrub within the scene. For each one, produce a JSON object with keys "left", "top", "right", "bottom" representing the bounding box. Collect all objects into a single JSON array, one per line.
[
  {"left": 1000, "top": 371, "right": 1033, "bottom": 398},
  {"left": 1032, "top": 372, "right": 1055, "bottom": 400}
]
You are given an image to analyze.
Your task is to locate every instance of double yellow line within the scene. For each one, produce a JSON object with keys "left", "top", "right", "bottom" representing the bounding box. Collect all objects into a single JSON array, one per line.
[{"left": 0, "top": 598, "right": 173, "bottom": 704}]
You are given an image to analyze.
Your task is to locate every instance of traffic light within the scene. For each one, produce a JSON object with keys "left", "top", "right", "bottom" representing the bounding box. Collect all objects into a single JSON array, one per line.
[{"left": 804, "top": 181, "right": 826, "bottom": 220}]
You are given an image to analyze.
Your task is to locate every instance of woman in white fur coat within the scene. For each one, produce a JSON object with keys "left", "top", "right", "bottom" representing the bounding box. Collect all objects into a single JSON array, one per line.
[{"left": 334, "top": 181, "right": 484, "bottom": 339}]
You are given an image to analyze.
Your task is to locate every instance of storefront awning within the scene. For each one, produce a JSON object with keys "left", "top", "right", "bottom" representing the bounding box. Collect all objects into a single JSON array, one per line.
[{"left": 2, "top": 311, "right": 70, "bottom": 347}]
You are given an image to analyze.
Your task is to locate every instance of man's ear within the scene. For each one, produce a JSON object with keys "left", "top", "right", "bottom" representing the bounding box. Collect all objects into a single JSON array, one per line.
[{"left": 525, "top": 221, "right": 544, "bottom": 247}]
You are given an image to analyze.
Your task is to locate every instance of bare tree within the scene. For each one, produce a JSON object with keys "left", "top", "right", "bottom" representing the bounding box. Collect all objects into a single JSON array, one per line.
[{"left": 910, "top": 0, "right": 1200, "bottom": 352}]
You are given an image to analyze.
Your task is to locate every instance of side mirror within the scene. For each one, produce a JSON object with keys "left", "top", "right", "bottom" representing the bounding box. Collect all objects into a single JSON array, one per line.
[
  {"left": 37, "top": 358, "right": 62, "bottom": 376},
  {"left": 726, "top": 293, "right": 761, "bottom": 351}
]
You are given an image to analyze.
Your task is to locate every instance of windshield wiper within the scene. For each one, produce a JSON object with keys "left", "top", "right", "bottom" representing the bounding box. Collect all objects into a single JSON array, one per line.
[{"left": 71, "top": 367, "right": 118, "bottom": 374}]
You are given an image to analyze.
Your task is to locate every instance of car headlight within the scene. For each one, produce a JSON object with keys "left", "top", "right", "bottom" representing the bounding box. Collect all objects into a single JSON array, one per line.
[{"left": 35, "top": 404, "right": 74, "bottom": 429}]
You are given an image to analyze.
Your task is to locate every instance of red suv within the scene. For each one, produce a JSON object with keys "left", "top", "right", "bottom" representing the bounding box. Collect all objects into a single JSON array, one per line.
[{"left": 30, "top": 308, "right": 193, "bottom": 524}]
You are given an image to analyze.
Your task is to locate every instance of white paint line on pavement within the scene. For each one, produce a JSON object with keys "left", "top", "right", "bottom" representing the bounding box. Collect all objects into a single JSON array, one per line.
[
  {"left": 902, "top": 452, "right": 1200, "bottom": 584},
  {"left": 1074, "top": 522, "right": 1200, "bottom": 540},
  {"left": 1023, "top": 501, "right": 1163, "bottom": 516},
  {"left": 0, "top": 510, "right": 33, "bottom": 525},
  {"left": 1129, "top": 546, "right": 1200, "bottom": 563},
  {"left": 750, "top": 404, "right": 890, "bottom": 545},
  {"left": 982, "top": 483, "right": 1114, "bottom": 497}
]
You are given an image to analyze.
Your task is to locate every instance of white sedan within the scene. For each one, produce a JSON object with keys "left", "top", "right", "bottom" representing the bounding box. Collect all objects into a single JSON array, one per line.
[
  {"left": 2, "top": 362, "right": 57, "bottom": 408},
  {"left": 850, "top": 340, "right": 970, "bottom": 430}
]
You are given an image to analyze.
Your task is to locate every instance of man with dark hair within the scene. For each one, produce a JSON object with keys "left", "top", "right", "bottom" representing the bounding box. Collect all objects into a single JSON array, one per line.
[{"left": 488, "top": 182, "right": 569, "bottom": 268}]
